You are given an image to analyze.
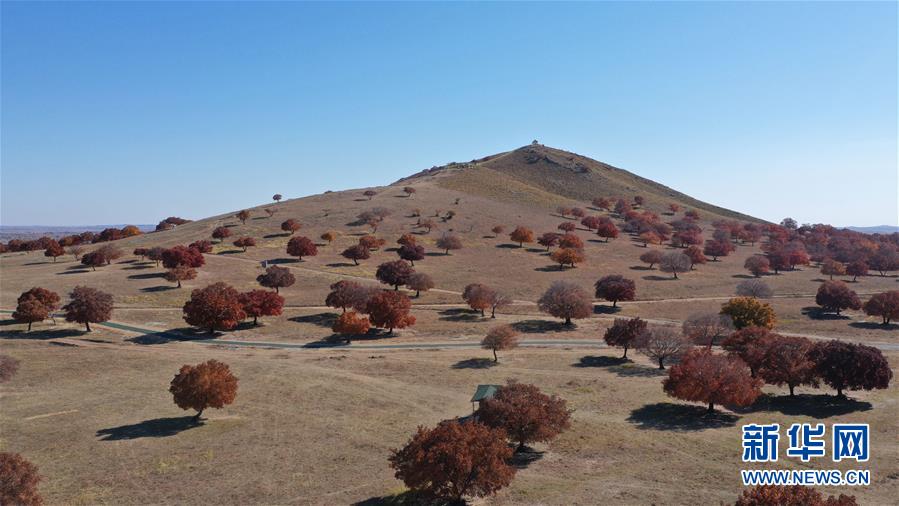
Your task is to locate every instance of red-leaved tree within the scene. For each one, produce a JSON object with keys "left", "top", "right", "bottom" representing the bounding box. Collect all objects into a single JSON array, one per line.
[
  {"left": 476, "top": 381, "right": 571, "bottom": 451},
  {"left": 286, "top": 236, "right": 317, "bottom": 261},
  {"left": 538, "top": 281, "right": 593, "bottom": 325},
  {"left": 182, "top": 282, "right": 246, "bottom": 333},
  {"left": 663, "top": 348, "right": 762, "bottom": 413},
  {"left": 604, "top": 317, "right": 647, "bottom": 359},
  {"left": 238, "top": 289, "right": 284, "bottom": 325},
  {"left": 256, "top": 265, "right": 295, "bottom": 293},
  {"left": 863, "top": 291, "right": 899, "bottom": 324},
  {"left": 169, "top": 359, "right": 238, "bottom": 422},
  {"left": 808, "top": 340, "right": 892, "bottom": 398},
  {"left": 366, "top": 290, "right": 415, "bottom": 334},
  {"left": 0, "top": 452, "right": 43, "bottom": 506},
  {"left": 594, "top": 275, "right": 636, "bottom": 307},
  {"left": 63, "top": 286, "right": 113, "bottom": 332}
]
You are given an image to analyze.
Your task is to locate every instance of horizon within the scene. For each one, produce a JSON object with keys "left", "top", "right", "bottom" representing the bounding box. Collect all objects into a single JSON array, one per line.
[{"left": 2, "top": 2, "right": 897, "bottom": 227}]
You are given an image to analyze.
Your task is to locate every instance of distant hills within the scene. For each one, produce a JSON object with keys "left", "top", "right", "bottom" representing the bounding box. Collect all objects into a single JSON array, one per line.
[
  {"left": 845, "top": 225, "right": 899, "bottom": 234},
  {"left": 0, "top": 225, "right": 154, "bottom": 242}
]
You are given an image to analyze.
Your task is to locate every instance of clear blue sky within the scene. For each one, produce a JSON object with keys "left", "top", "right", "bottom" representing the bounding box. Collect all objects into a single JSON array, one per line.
[{"left": 2, "top": 1, "right": 896, "bottom": 227}]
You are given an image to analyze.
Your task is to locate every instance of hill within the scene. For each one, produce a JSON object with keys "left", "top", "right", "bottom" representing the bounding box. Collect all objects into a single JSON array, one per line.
[{"left": 397, "top": 143, "right": 761, "bottom": 223}]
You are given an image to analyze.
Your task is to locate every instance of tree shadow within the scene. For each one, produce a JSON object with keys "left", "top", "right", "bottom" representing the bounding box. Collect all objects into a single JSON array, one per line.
[
  {"left": 0, "top": 328, "right": 85, "bottom": 340},
  {"left": 629, "top": 265, "right": 652, "bottom": 271},
  {"left": 495, "top": 243, "right": 522, "bottom": 249},
  {"left": 96, "top": 416, "right": 202, "bottom": 440},
  {"left": 218, "top": 250, "right": 243, "bottom": 255},
  {"left": 627, "top": 403, "right": 739, "bottom": 431},
  {"left": 268, "top": 258, "right": 296, "bottom": 264},
  {"left": 801, "top": 306, "right": 850, "bottom": 320},
  {"left": 810, "top": 278, "right": 827, "bottom": 283},
  {"left": 733, "top": 393, "right": 873, "bottom": 419},
  {"left": 574, "top": 355, "right": 630, "bottom": 368},
  {"left": 425, "top": 252, "right": 449, "bottom": 257},
  {"left": 264, "top": 233, "right": 290, "bottom": 239},
  {"left": 511, "top": 319, "right": 574, "bottom": 333},
  {"left": 123, "top": 264, "right": 154, "bottom": 270},
  {"left": 593, "top": 305, "right": 621, "bottom": 314},
  {"left": 525, "top": 248, "right": 546, "bottom": 254},
  {"left": 140, "top": 285, "right": 176, "bottom": 293},
  {"left": 290, "top": 312, "right": 338, "bottom": 328},
  {"left": 536, "top": 265, "right": 571, "bottom": 272},
  {"left": 452, "top": 358, "right": 497, "bottom": 369},
  {"left": 510, "top": 446, "right": 545, "bottom": 469},
  {"left": 438, "top": 308, "right": 483, "bottom": 322},
  {"left": 23, "top": 261, "right": 51, "bottom": 266},
  {"left": 353, "top": 490, "right": 457, "bottom": 506},
  {"left": 326, "top": 262, "right": 357, "bottom": 268},
  {"left": 57, "top": 269, "right": 91, "bottom": 275},
  {"left": 252, "top": 216, "right": 267, "bottom": 220},
  {"left": 643, "top": 275, "right": 676, "bottom": 281},
  {"left": 732, "top": 274, "right": 755, "bottom": 279},
  {"left": 128, "top": 272, "right": 165, "bottom": 280},
  {"left": 849, "top": 321, "right": 897, "bottom": 330}
]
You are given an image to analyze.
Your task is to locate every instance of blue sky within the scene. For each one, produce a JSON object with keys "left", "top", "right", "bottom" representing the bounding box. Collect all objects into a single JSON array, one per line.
[{"left": 2, "top": 1, "right": 896, "bottom": 227}]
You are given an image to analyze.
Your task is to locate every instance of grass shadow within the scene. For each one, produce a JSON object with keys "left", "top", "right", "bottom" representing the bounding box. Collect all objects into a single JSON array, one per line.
[
  {"left": 511, "top": 319, "right": 575, "bottom": 333},
  {"left": 452, "top": 358, "right": 497, "bottom": 369},
  {"left": 0, "top": 328, "right": 85, "bottom": 340},
  {"left": 849, "top": 321, "right": 898, "bottom": 330},
  {"left": 438, "top": 308, "right": 484, "bottom": 322},
  {"left": 289, "top": 312, "right": 338, "bottom": 328},
  {"left": 97, "top": 416, "right": 202, "bottom": 440},
  {"left": 353, "top": 490, "right": 456, "bottom": 506},
  {"left": 127, "top": 272, "right": 165, "bottom": 280},
  {"left": 733, "top": 393, "right": 873, "bottom": 419},
  {"left": 140, "top": 285, "right": 176, "bottom": 293},
  {"left": 627, "top": 402, "right": 739, "bottom": 431},
  {"left": 801, "top": 306, "right": 850, "bottom": 320}
]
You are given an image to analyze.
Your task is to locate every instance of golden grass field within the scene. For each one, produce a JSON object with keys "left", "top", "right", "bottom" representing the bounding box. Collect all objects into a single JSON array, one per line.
[{"left": 2, "top": 147, "right": 897, "bottom": 504}]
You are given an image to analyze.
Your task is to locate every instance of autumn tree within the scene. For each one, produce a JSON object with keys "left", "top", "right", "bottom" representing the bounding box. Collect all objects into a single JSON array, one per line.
[
  {"left": 736, "top": 279, "right": 774, "bottom": 299},
  {"left": 663, "top": 348, "right": 762, "bottom": 413},
  {"left": 538, "top": 281, "right": 593, "bottom": 325},
  {"left": 846, "top": 260, "right": 868, "bottom": 282},
  {"left": 581, "top": 215, "right": 602, "bottom": 231},
  {"left": 557, "top": 221, "right": 576, "bottom": 233},
  {"left": 863, "top": 291, "right": 899, "bottom": 324},
  {"left": 491, "top": 225, "right": 505, "bottom": 238},
  {"left": 550, "top": 247, "right": 585, "bottom": 269},
  {"left": 233, "top": 237, "right": 256, "bottom": 252},
  {"left": 639, "top": 249, "right": 663, "bottom": 269},
  {"left": 80, "top": 251, "right": 104, "bottom": 271},
  {"left": 182, "top": 282, "right": 246, "bottom": 333},
  {"left": 403, "top": 186, "right": 416, "bottom": 197},
  {"left": 821, "top": 259, "right": 846, "bottom": 280},
  {"left": 638, "top": 231, "right": 661, "bottom": 247},
  {"left": 815, "top": 281, "right": 861, "bottom": 315},
  {"left": 735, "top": 485, "right": 857, "bottom": 506},
  {"left": 481, "top": 325, "right": 520, "bottom": 362},
  {"left": 509, "top": 226, "right": 534, "bottom": 247},
  {"left": 169, "top": 359, "right": 238, "bottom": 422},
  {"left": 720, "top": 297, "right": 776, "bottom": 329},
  {"left": 388, "top": 421, "right": 515, "bottom": 502},
  {"left": 286, "top": 236, "right": 317, "bottom": 261},
  {"left": 326, "top": 280, "right": 375, "bottom": 313},
  {"left": 463, "top": 283, "right": 495, "bottom": 316},
  {"left": 363, "top": 190, "right": 377, "bottom": 200},
  {"left": 272, "top": 193, "right": 282, "bottom": 203},
  {"left": 682, "top": 312, "right": 734, "bottom": 349},
  {"left": 721, "top": 327, "right": 777, "bottom": 378},
  {"left": 436, "top": 234, "right": 463, "bottom": 255},
  {"left": 704, "top": 240, "right": 734, "bottom": 261},
  {"left": 759, "top": 335, "right": 818, "bottom": 397},
  {"left": 62, "top": 286, "right": 113, "bottom": 332},
  {"left": 320, "top": 231, "right": 337, "bottom": 244},
  {"left": 594, "top": 275, "right": 636, "bottom": 307},
  {"left": 869, "top": 246, "right": 899, "bottom": 276},
  {"left": 0, "top": 452, "right": 43, "bottom": 506},
  {"left": 683, "top": 245, "right": 706, "bottom": 270},
  {"left": 43, "top": 240, "right": 64, "bottom": 262},
  {"left": 68, "top": 245, "right": 85, "bottom": 261},
  {"left": 146, "top": 246, "right": 165, "bottom": 267},
  {"left": 238, "top": 289, "right": 284, "bottom": 325},
  {"left": 406, "top": 272, "right": 434, "bottom": 297},
  {"left": 558, "top": 233, "right": 583, "bottom": 250},
  {"left": 613, "top": 199, "right": 630, "bottom": 216},
  {"left": 13, "top": 298, "right": 49, "bottom": 332},
  {"left": 744, "top": 256, "right": 771, "bottom": 277},
  {"left": 256, "top": 265, "right": 295, "bottom": 293},
  {"left": 808, "top": 340, "right": 892, "bottom": 398},
  {"left": 280, "top": 219, "right": 301, "bottom": 235},
  {"left": 604, "top": 317, "right": 647, "bottom": 359},
  {"left": 235, "top": 210, "right": 250, "bottom": 224},
  {"left": 359, "top": 235, "right": 386, "bottom": 251},
  {"left": 396, "top": 243, "right": 425, "bottom": 265},
  {"left": 332, "top": 311, "right": 370, "bottom": 342},
  {"left": 537, "top": 232, "right": 560, "bottom": 251},
  {"left": 165, "top": 265, "right": 197, "bottom": 288},
  {"left": 636, "top": 326, "right": 691, "bottom": 369},
  {"left": 595, "top": 221, "right": 619, "bottom": 242},
  {"left": 162, "top": 245, "right": 205, "bottom": 269},
  {"left": 366, "top": 290, "right": 415, "bottom": 334},
  {"left": 376, "top": 260, "right": 415, "bottom": 290},
  {"left": 212, "top": 226, "right": 232, "bottom": 243},
  {"left": 660, "top": 251, "right": 691, "bottom": 279},
  {"left": 593, "top": 197, "right": 610, "bottom": 210},
  {"left": 476, "top": 381, "right": 571, "bottom": 451}
]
